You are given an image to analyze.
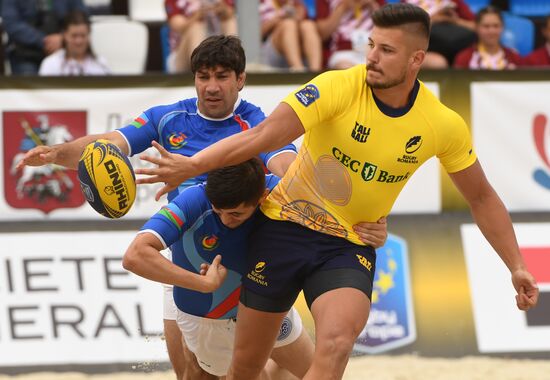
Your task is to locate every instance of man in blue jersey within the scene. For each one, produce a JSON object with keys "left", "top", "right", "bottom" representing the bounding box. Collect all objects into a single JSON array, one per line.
[
  {"left": 17, "top": 35, "right": 387, "bottom": 378},
  {"left": 123, "top": 158, "right": 310, "bottom": 379}
]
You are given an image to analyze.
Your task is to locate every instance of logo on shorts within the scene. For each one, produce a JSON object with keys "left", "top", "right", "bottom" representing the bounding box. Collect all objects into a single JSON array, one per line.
[
  {"left": 295, "top": 84, "right": 320, "bottom": 107},
  {"left": 202, "top": 235, "right": 219, "bottom": 250},
  {"left": 356, "top": 254, "right": 373, "bottom": 271},
  {"left": 277, "top": 316, "right": 293, "bottom": 341},
  {"left": 355, "top": 234, "right": 416, "bottom": 354},
  {"left": 254, "top": 261, "right": 266, "bottom": 273},
  {"left": 247, "top": 261, "right": 268, "bottom": 286}
]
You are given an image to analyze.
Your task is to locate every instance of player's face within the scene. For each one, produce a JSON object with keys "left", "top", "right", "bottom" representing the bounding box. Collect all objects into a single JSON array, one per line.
[
  {"left": 476, "top": 13, "right": 503, "bottom": 47},
  {"left": 366, "top": 27, "right": 416, "bottom": 89},
  {"left": 211, "top": 202, "right": 257, "bottom": 229},
  {"left": 64, "top": 24, "right": 90, "bottom": 59},
  {"left": 195, "top": 66, "right": 246, "bottom": 119}
]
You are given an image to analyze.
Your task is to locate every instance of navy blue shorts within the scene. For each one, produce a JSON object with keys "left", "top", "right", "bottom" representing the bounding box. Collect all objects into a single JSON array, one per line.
[{"left": 241, "top": 212, "right": 376, "bottom": 313}]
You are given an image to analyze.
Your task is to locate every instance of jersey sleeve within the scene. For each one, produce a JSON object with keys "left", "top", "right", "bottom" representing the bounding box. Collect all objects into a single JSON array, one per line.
[
  {"left": 117, "top": 109, "right": 159, "bottom": 156},
  {"left": 259, "top": 143, "right": 297, "bottom": 168},
  {"left": 139, "top": 185, "right": 206, "bottom": 248},
  {"left": 436, "top": 110, "right": 477, "bottom": 173},
  {"left": 282, "top": 69, "right": 356, "bottom": 133}
]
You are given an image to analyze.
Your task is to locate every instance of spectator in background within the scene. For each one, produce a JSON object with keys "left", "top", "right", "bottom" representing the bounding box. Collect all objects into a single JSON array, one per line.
[
  {"left": 316, "top": 0, "right": 383, "bottom": 70},
  {"left": 260, "top": 0, "right": 322, "bottom": 72},
  {"left": 2, "top": 0, "right": 88, "bottom": 75},
  {"left": 39, "top": 11, "right": 109, "bottom": 75},
  {"left": 454, "top": 6, "right": 521, "bottom": 70},
  {"left": 165, "top": 0, "right": 237, "bottom": 73},
  {"left": 405, "top": 0, "right": 476, "bottom": 68},
  {"left": 523, "top": 15, "right": 550, "bottom": 67}
]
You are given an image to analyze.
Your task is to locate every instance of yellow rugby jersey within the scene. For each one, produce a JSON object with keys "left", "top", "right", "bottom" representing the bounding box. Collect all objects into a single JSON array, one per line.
[{"left": 261, "top": 64, "right": 477, "bottom": 245}]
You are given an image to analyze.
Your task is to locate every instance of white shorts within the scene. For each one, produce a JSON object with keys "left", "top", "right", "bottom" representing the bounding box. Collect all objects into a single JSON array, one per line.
[
  {"left": 176, "top": 307, "right": 303, "bottom": 376},
  {"left": 161, "top": 249, "right": 178, "bottom": 320}
]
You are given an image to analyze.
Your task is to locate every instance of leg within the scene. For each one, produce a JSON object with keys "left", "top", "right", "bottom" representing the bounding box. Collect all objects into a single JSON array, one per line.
[
  {"left": 226, "top": 303, "right": 287, "bottom": 380},
  {"left": 305, "top": 288, "right": 370, "bottom": 380},
  {"left": 270, "top": 18, "right": 305, "bottom": 70},
  {"left": 299, "top": 19, "right": 322, "bottom": 71},
  {"left": 221, "top": 16, "right": 238, "bottom": 36},
  {"left": 271, "top": 328, "right": 314, "bottom": 379},
  {"left": 173, "top": 21, "right": 207, "bottom": 72},
  {"left": 164, "top": 319, "right": 187, "bottom": 380}
]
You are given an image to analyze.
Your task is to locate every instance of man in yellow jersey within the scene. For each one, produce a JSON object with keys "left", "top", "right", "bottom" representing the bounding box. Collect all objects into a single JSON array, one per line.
[{"left": 136, "top": 3, "right": 539, "bottom": 379}]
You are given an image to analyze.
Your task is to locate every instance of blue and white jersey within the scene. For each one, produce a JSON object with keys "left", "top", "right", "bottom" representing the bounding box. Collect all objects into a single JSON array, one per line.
[
  {"left": 140, "top": 175, "right": 280, "bottom": 319},
  {"left": 117, "top": 97, "right": 296, "bottom": 201}
]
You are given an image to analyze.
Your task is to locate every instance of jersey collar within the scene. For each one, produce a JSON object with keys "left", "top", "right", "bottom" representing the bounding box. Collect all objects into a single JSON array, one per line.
[
  {"left": 371, "top": 79, "right": 420, "bottom": 118},
  {"left": 196, "top": 96, "right": 242, "bottom": 121}
]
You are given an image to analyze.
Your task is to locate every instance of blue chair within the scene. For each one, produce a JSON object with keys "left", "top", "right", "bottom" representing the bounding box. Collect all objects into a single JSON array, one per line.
[
  {"left": 302, "top": 0, "right": 316, "bottom": 18},
  {"left": 500, "top": 12, "right": 535, "bottom": 57},
  {"left": 464, "top": 0, "right": 490, "bottom": 14},
  {"left": 160, "top": 24, "right": 170, "bottom": 73},
  {"left": 384, "top": 0, "right": 401, "bottom": 3},
  {"left": 509, "top": 0, "right": 550, "bottom": 17}
]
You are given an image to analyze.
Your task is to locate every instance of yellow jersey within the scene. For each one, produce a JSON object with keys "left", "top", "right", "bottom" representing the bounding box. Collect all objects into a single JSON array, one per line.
[{"left": 261, "top": 65, "right": 477, "bottom": 245}]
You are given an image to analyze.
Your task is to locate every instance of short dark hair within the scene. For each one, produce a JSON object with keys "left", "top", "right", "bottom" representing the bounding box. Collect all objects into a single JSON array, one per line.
[
  {"left": 190, "top": 35, "right": 246, "bottom": 76},
  {"left": 372, "top": 3, "right": 431, "bottom": 41},
  {"left": 475, "top": 6, "right": 503, "bottom": 24},
  {"left": 205, "top": 158, "right": 266, "bottom": 209},
  {"left": 62, "top": 10, "right": 90, "bottom": 31}
]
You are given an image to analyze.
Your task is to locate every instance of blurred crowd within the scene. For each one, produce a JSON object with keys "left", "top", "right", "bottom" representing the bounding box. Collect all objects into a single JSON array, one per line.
[{"left": 0, "top": 0, "right": 549, "bottom": 76}]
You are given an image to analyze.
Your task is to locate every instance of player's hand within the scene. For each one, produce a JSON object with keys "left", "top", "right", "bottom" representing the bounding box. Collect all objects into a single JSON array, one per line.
[
  {"left": 135, "top": 141, "right": 194, "bottom": 201},
  {"left": 199, "top": 255, "right": 227, "bottom": 293},
  {"left": 352, "top": 217, "right": 387, "bottom": 248},
  {"left": 16, "top": 145, "right": 57, "bottom": 170},
  {"left": 511, "top": 269, "right": 539, "bottom": 311}
]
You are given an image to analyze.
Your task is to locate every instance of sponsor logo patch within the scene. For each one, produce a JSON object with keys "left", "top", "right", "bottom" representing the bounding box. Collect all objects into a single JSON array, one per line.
[{"left": 295, "top": 84, "right": 320, "bottom": 107}]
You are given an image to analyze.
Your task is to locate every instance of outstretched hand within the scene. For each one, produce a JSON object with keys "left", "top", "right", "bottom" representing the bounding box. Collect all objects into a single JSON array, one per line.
[
  {"left": 353, "top": 217, "right": 388, "bottom": 248},
  {"left": 135, "top": 141, "right": 195, "bottom": 201},
  {"left": 16, "top": 145, "right": 58, "bottom": 170},
  {"left": 199, "top": 255, "right": 227, "bottom": 293},
  {"left": 512, "top": 269, "right": 539, "bottom": 311}
]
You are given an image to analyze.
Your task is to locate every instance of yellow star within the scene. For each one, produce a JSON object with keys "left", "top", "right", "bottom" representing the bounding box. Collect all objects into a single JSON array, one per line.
[{"left": 375, "top": 270, "right": 394, "bottom": 295}]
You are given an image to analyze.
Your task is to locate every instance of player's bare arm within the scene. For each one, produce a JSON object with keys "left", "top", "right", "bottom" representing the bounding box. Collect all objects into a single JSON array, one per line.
[
  {"left": 123, "top": 232, "right": 227, "bottom": 293},
  {"left": 137, "top": 102, "right": 305, "bottom": 200},
  {"left": 16, "top": 131, "right": 128, "bottom": 170},
  {"left": 449, "top": 160, "right": 539, "bottom": 311}
]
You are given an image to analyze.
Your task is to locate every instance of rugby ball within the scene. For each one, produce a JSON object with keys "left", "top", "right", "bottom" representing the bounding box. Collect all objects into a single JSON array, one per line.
[{"left": 78, "top": 139, "right": 136, "bottom": 218}]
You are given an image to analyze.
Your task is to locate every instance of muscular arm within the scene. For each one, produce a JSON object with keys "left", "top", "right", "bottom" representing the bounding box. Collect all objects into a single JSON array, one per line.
[
  {"left": 123, "top": 232, "right": 225, "bottom": 293},
  {"left": 17, "top": 131, "right": 128, "bottom": 170},
  {"left": 137, "top": 102, "right": 305, "bottom": 199},
  {"left": 266, "top": 151, "right": 297, "bottom": 177},
  {"left": 449, "top": 160, "right": 538, "bottom": 310}
]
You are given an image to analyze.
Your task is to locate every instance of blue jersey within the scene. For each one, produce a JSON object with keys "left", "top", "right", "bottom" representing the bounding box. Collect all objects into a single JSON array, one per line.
[
  {"left": 117, "top": 97, "right": 296, "bottom": 201},
  {"left": 141, "top": 175, "right": 280, "bottom": 319}
]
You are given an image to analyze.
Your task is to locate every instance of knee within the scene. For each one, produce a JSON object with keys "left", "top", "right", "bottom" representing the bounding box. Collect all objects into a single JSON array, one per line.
[
  {"left": 279, "top": 18, "right": 298, "bottom": 33},
  {"left": 316, "top": 324, "right": 362, "bottom": 358}
]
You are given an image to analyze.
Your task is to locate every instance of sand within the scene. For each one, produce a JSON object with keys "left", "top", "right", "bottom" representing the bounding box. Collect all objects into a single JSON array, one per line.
[{"left": 1, "top": 355, "right": 550, "bottom": 380}]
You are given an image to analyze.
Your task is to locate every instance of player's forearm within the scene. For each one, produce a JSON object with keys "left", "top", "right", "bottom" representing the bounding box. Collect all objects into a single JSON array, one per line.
[
  {"left": 190, "top": 104, "right": 303, "bottom": 177},
  {"left": 123, "top": 239, "right": 207, "bottom": 292},
  {"left": 469, "top": 191, "right": 526, "bottom": 273},
  {"left": 55, "top": 131, "right": 127, "bottom": 169}
]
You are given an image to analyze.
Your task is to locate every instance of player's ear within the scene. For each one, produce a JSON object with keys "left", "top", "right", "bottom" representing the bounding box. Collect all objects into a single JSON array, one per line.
[
  {"left": 258, "top": 188, "right": 269, "bottom": 204},
  {"left": 237, "top": 72, "right": 246, "bottom": 91},
  {"left": 410, "top": 49, "right": 425, "bottom": 70}
]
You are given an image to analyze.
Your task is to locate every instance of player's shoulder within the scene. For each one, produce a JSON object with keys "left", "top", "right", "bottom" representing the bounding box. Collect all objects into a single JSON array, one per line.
[
  {"left": 417, "top": 81, "right": 465, "bottom": 126},
  {"left": 235, "top": 98, "right": 264, "bottom": 117},
  {"left": 148, "top": 98, "right": 198, "bottom": 118},
  {"left": 314, "top": 64, "right": 365, "bottom": 87},
  {"left": 171, "top": 183, "right": 209, "bottom": 210}
]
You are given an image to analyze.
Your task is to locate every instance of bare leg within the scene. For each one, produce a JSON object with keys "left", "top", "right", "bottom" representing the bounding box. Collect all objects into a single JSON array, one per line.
[
  {"left": 221, "top": 16, "right": 238, "bottom": 36},
  {"left": 270, "top": 18, "right": 305, "bottom": 70},
  {"left": 422, "top": 52, "right": 449, "bottom": 69},
  {"left": 299, "top": 19, "right": 322, "bottom": 71},
  {"left": 270, "top": 328, "right": 314, "bottom": 378},
  {"left": 173, "top": 21, "right": 207, "bottom": 72},
  {"left": 226, "top": 303, "right": 287, "bottom": 380},
  {"left": 164, "top": 319, "right": 186, "bottom": 380},
  {"left": 304, "top": 288, "right": 370, "bottom": 380}
]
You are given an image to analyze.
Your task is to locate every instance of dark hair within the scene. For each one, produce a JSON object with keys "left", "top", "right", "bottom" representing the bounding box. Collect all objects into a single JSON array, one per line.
[
  {"left": 62, "top": 11, "right": 94, "bottom": 57},
  {"left": 475, "top": 6, "right": 503, "bottom": 24},
  {"left": 205, "top": 158, "right": 265, "bottom": 209},
  {"left": 372, "top": 3, "right": 431, "bottom": 41},
  {"left": 190, "top": 35, "right": 246, "bottom": 76}
]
